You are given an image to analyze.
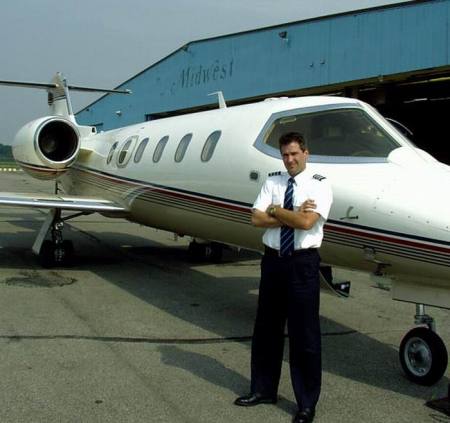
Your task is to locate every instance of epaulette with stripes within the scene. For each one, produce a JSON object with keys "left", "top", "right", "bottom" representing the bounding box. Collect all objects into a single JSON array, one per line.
[
  {"left": 313, "top": 174, "right": 326, "bottom": 181},
  {"left": 268, "top": 171, "right": 282, "bottom": 177}
]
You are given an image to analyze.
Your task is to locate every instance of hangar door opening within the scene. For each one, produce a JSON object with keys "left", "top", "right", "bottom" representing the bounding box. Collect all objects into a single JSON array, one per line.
[{"left": 360, "top": 78, "right": 450, "bottom": 165}]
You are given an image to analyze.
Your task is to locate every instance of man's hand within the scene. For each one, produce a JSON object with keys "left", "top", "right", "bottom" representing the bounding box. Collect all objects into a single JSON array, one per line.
[
  {"left": 299, "top": 199, "right": 316, "bottom": 213},
  {"left": 251, "top": 207, "right": 282, "bottom": 228},
  {"left": 272, "top": 199, "right": 320, "bottom": 230},
  {"left": 252, "top": 200, "right": 319, "bottom": 229}
]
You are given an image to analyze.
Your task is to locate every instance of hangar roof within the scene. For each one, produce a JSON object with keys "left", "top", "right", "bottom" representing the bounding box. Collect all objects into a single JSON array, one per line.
[{"left": 77, "top": 0, "right": 450, "bottom": 131}]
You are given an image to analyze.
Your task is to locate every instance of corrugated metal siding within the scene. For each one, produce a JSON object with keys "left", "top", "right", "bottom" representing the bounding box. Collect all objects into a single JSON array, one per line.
[{"left": 77, "top": 0, "right": 450, "bottom": 131}]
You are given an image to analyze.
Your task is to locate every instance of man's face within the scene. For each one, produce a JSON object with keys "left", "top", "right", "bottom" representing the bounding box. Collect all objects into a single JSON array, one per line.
[{"left": 281, "top": 141, "right": 308, "bottom": 176}]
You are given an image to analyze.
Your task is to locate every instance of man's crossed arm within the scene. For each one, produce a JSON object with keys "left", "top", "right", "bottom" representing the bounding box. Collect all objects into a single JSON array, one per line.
[{"left": 251, "top": 200, "right": 319, "bottom": 230}]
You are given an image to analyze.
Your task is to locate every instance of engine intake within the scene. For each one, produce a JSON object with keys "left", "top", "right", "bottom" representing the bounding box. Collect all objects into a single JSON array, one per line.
[
  {"left": 13, "top": 116, "right": 80, "bottom": 180},
  {"left": 38, "top": 120, "right": 79, "bottom": 162}
]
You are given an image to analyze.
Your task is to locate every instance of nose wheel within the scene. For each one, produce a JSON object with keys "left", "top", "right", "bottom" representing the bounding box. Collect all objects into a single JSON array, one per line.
[{"left": 399, "top": 306, "right": 448, "bottom": 386}]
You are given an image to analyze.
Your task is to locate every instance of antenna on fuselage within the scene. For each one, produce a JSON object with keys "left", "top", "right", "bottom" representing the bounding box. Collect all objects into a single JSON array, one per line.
[{"left": 208, "top": 91, "right": 227, "bottom": 109}]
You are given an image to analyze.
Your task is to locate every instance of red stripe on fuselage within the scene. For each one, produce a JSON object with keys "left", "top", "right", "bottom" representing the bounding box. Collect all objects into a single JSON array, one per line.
[
  {"left": 73, "top": 166, "right": 448, "bottom": 255},
  {"left": 19, "top": 162, "right": 64, "bottom": 175},
  {"left": 325, "top": 222, "right": 449, "bottom": 255},
  {"left": 148, "top": 186, "right": 250, "bottom": 214},
  {"left": 75, "top": 167, "right": 251, "bottom": 214}
]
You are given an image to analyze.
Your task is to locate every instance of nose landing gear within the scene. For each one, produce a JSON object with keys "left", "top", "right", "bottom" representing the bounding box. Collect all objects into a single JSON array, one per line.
[{"left": 399, "top": 304, "right": 448, "bottom": 385}]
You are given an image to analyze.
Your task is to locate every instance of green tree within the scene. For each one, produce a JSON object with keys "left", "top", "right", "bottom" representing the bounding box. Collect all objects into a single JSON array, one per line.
[{"left": 0, "top": 144, "right": 13, "bottom": 161}]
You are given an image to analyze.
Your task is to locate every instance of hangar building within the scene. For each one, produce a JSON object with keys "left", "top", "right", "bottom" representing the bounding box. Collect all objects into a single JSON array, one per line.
[{"left": 77, "top": 0, "right": 450, "bottom": 164}]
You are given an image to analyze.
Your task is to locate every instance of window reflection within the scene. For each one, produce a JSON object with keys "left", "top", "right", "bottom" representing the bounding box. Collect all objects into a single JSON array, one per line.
[
  {"left": 134, "top": 137, "right": 149, "bottom": 163},
  {"left": 107, "top": 141, "right": 118, "bottom": 164},
  {"left": 174, "top": 133, "right": 192, "bottom": 162},
  {"left": 263, "top": 109, "right": 400, "bottom": 157},
  {"left": 118, "top": 138, "right": 133, "bottom": 165},
  {"left": 153, "top": 136, "right": 169, "bottom": 163},
  {"left": 201, "top": 130, "right": 221, "bottom": 162}
]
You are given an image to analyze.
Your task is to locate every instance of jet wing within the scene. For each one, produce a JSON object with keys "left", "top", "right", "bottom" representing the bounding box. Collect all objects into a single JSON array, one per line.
[{"left": 0, "top": 192, "right": 127, "bottom": 213}]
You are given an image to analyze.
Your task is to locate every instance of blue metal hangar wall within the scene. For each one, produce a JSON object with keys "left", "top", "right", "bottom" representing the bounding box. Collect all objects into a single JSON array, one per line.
[{"left": 77, "top": 0, "right": 450, "bottom": 164}]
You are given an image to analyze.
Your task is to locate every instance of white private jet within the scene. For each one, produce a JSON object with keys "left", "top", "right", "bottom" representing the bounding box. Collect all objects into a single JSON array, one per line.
[{"left": 0, "top": 73, "right": 449, "bottom": 386}]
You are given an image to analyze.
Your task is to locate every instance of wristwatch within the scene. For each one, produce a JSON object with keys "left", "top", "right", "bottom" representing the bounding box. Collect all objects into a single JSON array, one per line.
[{"left": 269, "top": 206, "right": 277, "bottom": 216}]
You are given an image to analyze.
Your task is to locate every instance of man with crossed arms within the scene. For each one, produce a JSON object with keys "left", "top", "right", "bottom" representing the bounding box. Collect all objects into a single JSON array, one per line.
[{"left": 235, "top": 132, "right": 333, "bottom": 423}]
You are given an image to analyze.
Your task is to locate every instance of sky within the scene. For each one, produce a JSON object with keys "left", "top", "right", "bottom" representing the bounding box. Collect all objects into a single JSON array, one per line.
[{"left": 0, "top": 0, "right": 410, "bottom": 144}]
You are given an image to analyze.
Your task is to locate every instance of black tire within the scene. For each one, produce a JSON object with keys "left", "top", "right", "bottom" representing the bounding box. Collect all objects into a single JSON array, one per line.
[
  {"left": 208, "top": 242, "right": 223, "bottom": 263},
  {"left": 188, "top": 241, "right": 205, "bottom": 262},
  {"left": 38, "top": 240, "right": 74, "bottom": 268},
  {"left": 61, "top": 240, "right": 74, "bottom": 266},
  {"left": 38, "top": 240, "right": 56, "bottom": 268},
  {"left": 399, "top": 327, "right": 448, "bottom": 385},
  {"left": 62, "top": 240, "right": 74, "bottom": 255},
  {"left": 188, "top": 241, "right": 223, "bottom": 263}
]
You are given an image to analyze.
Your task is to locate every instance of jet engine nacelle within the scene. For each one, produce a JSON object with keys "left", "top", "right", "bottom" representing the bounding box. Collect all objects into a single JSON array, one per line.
[{"left": 13, "top": 116, "right": 80, "bottom": 180}]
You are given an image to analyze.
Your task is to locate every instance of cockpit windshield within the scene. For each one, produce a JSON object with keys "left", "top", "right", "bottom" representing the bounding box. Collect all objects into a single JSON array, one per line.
[{"left": 262, "top": 108, "right": 400, "bottom": 159}]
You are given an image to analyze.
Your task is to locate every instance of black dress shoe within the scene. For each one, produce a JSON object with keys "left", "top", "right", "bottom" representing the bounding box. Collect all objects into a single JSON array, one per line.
[
  {"left": 293, "top": 407, "right": 315, "bottom": 423},
  {"left": 234, "top": 393, "right": 277, "bottom": 406}
]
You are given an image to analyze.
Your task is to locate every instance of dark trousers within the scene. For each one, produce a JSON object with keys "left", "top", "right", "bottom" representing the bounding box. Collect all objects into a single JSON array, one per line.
[{"left": 250, "top": 249, "right": 321, "bottom": 410}]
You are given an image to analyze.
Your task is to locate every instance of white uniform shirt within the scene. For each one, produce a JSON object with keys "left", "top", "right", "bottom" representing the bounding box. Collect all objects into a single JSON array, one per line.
[{"left": 253, "top": 167, "right": 333, "bottom": 250}]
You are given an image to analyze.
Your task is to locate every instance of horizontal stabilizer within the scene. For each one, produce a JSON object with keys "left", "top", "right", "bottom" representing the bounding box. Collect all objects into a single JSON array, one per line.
[
  {"left": 0, "top": 192, "right": 127, "bottom": 213},
  {"left": 0, "top": 73, "right": 131, "bottom": 117},
  {"left": 0, "top": 77, "right": 131, "bottom": 94}
]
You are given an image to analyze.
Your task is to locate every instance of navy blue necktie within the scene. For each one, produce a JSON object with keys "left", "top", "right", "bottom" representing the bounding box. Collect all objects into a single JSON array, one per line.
[{"left": 280, "top": 177, "right": 295, "bottom": 256}]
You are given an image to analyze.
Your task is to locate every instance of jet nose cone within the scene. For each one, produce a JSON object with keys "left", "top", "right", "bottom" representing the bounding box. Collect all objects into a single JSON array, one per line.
[{"left": 373, "top": 165, "right": 450, "bottom": 237}]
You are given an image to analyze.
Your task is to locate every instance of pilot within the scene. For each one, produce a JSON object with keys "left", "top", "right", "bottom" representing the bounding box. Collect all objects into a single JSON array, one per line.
[{"left": 234, "top": 132, "right": 333, "bottom": 423}]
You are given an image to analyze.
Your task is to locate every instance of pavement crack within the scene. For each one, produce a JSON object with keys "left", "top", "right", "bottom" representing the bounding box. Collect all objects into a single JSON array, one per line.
[{"left": 0, "top": 330, "right": 357, "bottom": 345}]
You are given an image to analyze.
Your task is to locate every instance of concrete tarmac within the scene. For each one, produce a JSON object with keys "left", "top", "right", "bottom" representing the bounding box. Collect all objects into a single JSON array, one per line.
[{"left": 0, "top": 172, "right": 448, "bottom": 423}]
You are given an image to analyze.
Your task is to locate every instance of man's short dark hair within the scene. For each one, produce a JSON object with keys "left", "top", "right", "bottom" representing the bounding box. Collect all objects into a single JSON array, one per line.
[{"left": 279, "top": 132, "right": 307, "bottom": 151}]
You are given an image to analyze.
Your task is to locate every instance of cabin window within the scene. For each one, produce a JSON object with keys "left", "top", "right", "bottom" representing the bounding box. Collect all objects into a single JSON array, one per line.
[
  {"left": 117, "top": 136, "right": 137, "bottom": 167},
  {"left": 106, "top": 142, "right": 118, "bottom": 164},
  {"left": 174, "top": 133, "right": 193, "bottom": 162},
  {"left": 134, "top": 137, "right": 149, "bottom": 163},
  {"left": 261, "top": 108, "right": 400, "bottom": 159},
  {"left": 201, "top": 130, "right": 221, "bottom": 162},
  {"left": 153, "top": 136, "right": 169, "bottom": 163}
]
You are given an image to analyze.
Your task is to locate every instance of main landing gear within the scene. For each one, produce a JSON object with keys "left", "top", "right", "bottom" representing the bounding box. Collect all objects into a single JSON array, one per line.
[
  {"left": 32, "top": 208, "right": 86, "bottom": 268},
  {"left": 399, "top": 304, "right": 448, "bottom": 385}
]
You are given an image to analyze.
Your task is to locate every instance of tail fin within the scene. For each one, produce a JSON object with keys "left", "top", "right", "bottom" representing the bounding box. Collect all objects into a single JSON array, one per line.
[
  {"left": 0, "top": 72, "right": 131, "bottom": 120},
  {"left": 48, "top": 73, "right": 73, "bottom": 118}
]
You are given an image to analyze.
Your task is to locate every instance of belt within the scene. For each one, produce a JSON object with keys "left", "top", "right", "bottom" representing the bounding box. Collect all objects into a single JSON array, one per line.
[{"left": 264, "top": 246, "right": 317, "bottom": 258}]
